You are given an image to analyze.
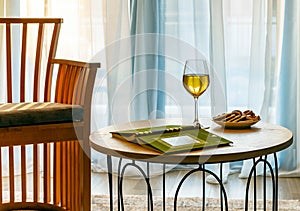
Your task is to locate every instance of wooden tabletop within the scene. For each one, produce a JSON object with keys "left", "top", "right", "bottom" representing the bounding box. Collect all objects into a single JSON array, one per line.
[{"left": 89, "top": 119, "right": 293, "bottom": 164}]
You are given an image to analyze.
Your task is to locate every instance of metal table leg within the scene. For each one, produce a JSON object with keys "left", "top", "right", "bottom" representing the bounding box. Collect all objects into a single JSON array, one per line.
[
  {"left": 245, "top": 154, "right": 277, "bottom": 211},
  {"left": 118, "top": 160, "right": 154, "bottom": 211},
  {"left": 107, "top": 155, "right": 113, "bottom": 211},
  {"left": 174, "top": 164, "right": 228, "bottom": 211}
]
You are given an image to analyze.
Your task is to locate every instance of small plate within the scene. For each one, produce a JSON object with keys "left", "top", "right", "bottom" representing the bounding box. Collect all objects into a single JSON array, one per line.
[{"left": 213, "top": 120, "right": 260, "bottom": 129}]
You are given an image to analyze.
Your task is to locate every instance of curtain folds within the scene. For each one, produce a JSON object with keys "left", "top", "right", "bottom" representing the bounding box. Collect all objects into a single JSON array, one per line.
[
  {"left": 239, "top": 0, "right": 278, "bottom": 178},
  {"left": 95, "top": 0, "right": 170, "bottom": 176},
  {"left": 129, "top": 0, "right": 166, "bottom": 120},
  {"left": 208, "top": 1, "right": 228, "bottom": 118},
  {"left": 49, "top": 0, "right": 300, "bottom": 177},
  {"left": 103, "top": 0, "right": 132, "bottom": 125},
  {"left": 276, "top": 0, "right": 300, "bottom": 175}
]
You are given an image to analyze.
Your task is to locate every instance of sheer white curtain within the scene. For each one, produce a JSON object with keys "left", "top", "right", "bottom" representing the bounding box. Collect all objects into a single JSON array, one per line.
[
  {"left": 91, "top": 0, "right": 175, "bottom": 175},
  {"left": 163, "top": 0, "right": 285, "bottom": 179},
  {"left": 93, "top": 0, "right": 280, "bottom": 179},
  {"left": 228, "top": 0, "right": 280, "bottom": 177},
  {"left": 0, "top": 0, "right": 103, "bottom": 65}
]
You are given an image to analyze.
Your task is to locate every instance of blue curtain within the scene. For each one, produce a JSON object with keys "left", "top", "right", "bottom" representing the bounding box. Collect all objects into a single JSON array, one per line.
[
  {"left": 129, "top": 0, "right": 166, "bottom": 120},
  {"left": 277, "top": 0, "right": 298, "bottom": 171}
]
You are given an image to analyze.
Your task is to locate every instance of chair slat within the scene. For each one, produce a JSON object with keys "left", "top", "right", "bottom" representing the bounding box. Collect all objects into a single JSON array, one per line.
[
  {"left": 62, "top": 66, "right": 71, "bottom": 104},
  {"left": 33, "top": 23, "right": 44, "bottom": 102},
  {"left": 78, "top": 147, "right": 84, "bottom": 209},
  {"left": 44, "top": 23, "right": 62, "bottom": 102},
  {"left": 65, "top": 66, "right": 78, "bottom": 104},
  {"left": 70, "top": 142, "right": 75, "bottom": 209},
  {"left": 66, "top": 142, "right": 71, "bottom": 208},
  {"left": 20, "top": 23, "right": 28, "bottom": 102},
  {"left": 80, "top": 69, "right": 89, "bottom": 105},
  {"left": 74, "top": 143, "right": 79, "bottom": 209},
  {"left": 45, "top": 23, "right": 61, "bottom": 88},
  {"left": 9, "top": 147, "right": 14, "bottom": 202},
  {"left": 53, "top": 143, "right": 61, "bottom": 206},
  {"left": 33, "top": 144, "right": 40, "bottom": 202},
  {"left": 6, "top": 24, "right": 12, "bottom": 103},
  {"left": 43, "top": 143, "right": 51, "bottom": 203},
  {"left": 54, "top": 65, "right": 67, "bottom": 103},
  {"left": 73, "top": 69, "right": 85, "bottom": 105},
  {"left": 0, "top": 149, "right": 2, "bottom": 203},
  {"left": 21, "top": 146, "right": 26, "bottom": 202},
  {"left": 60, "top": 142, "right": 67, "bottom": 208}
]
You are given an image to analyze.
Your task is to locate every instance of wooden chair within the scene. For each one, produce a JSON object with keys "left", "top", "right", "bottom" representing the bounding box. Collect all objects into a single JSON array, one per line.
[{"left": 0, "top": 18, "right": 100, "bottom": 211}]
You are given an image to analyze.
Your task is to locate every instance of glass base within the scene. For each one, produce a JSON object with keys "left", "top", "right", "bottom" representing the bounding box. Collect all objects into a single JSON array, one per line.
[{"left": 193, "top": 121, "right": 202, "bottom": 128}]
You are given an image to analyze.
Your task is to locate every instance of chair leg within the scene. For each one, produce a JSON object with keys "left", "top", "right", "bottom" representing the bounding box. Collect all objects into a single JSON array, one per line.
[{"left": 82, "top": 152, "right": 91, "bottom": 211}]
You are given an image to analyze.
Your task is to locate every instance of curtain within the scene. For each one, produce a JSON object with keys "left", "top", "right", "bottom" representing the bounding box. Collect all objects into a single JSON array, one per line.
[
  {"left": 90, "top": 0, "right": 134, "bottom": 173},
  {"left": 93, "top": 0, "right": 300, "bottom": 178},
  {"left": 130, "top": 0, "right": 166, "bottom": 120},
  {"left": 97, "top": 0, "right": 275, "bottom": 180},
  {"left": 93, "top": 0, "right": 175, "bottom": 176},
  {"left": 162, "top": 0, "right": 299, "bottom": 179},
  {"left": 236, "top": 0, "right": 278, "bottom": 178},
  {"left": 276, "top": 0, "right": 300, "bottom": 175}
]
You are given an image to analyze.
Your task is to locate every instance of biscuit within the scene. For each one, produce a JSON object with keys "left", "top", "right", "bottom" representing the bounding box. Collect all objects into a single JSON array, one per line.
[{"left": 213, "top": 110, "right": 260, "bottom": 123}]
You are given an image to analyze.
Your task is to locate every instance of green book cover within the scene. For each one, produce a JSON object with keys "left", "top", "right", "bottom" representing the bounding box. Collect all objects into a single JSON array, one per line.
[{"left": 110, "top": 125, "right": 232, "bottom": 154}]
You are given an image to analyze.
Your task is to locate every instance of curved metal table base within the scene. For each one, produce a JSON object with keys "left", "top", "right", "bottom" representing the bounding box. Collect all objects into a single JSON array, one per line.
[
  {"left": 174, "top": 164, "right": 228, "bottom": 211},
  {"left": 106, "top": 153, "right": 279, "bottom": 211},
  {"left": 245, "top": 153, "right": 278, "bottom": 211}
]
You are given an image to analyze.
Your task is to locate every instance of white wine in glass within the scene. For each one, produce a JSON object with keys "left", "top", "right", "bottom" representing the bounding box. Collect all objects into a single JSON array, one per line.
[{"left": 182, "top": 59, "right": 210, "bottom": 127}]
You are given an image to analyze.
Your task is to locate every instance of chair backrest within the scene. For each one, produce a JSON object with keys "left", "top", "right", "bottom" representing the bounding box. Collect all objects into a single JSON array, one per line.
[
  {"left": 49, "top": 59, "right": 100, "bottom": 145},
  {"left": 0, "top": 18, "right": 62, "bottom": 103},
  {"left": 47, "top": 59, "right": 99, "bottom": 106}
]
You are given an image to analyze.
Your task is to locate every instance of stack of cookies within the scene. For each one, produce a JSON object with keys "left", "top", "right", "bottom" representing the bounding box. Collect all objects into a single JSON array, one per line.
[{"left": 213, "top": 110, "right": 260, "bottom": 123}]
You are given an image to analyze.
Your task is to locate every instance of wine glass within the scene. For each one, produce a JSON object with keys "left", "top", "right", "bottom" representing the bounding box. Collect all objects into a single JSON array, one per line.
[{"left": 182, "top": 59, "right": 210, "bottom": 127}]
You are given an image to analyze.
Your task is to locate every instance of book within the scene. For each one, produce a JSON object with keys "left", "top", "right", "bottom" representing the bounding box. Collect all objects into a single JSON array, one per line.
[{"left": 110, "top": 125, "right": 233, "bottom": 154}]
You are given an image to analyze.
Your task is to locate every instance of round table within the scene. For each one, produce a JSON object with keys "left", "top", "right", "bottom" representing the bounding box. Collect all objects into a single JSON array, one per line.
[{"left": 90, "top": 118, "right": 293, "bottom": 211}]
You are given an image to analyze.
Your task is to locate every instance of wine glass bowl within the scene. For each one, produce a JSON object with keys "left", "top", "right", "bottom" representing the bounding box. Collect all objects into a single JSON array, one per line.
[
  {"left": 183, "top": 74, "right": 209, "bottom": 98},
  {"left": 182, "top": 59, "right": 210, "bottom": 127}
]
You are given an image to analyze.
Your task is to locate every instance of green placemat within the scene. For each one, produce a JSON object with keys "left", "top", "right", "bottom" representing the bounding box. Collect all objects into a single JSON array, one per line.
[{"left": 110, "top": 125, "right": 232, "bottom": 154}]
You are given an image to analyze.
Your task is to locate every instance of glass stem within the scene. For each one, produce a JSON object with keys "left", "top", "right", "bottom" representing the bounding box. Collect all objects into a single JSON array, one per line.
[{"left": 194, "top": 97, "right": 200, "bottom": 127}]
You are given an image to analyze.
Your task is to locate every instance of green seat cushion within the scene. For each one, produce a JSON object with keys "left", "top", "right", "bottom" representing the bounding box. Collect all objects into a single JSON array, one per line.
[{"left": 0, "top": 102, "right": 84, "bottom": 128}]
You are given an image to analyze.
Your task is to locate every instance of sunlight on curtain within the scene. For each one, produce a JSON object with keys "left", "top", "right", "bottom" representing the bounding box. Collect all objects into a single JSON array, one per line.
[
  {"left": 232, "top": 0, "right": 279, "bottom": 178},
  {"left": 163, "top": 0, "right": 284, "bottom": 179},
  {"left": 21, "top": 0, "right": 104, "bottom": 61},
  {"left": 164, "top": 0, "right": 278, "bottom": 121},
  {"left": 101, "top": 0, "right": 131, "bottom": 127},
  {"left": 163, "top": 0, "right": 228, "bottom": 122},
  {"left": 129, "top": 0, "right": 166, "bottom": 120},
  {"left": 276, "top": 0, "right": 300, "bottom": 176}
]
